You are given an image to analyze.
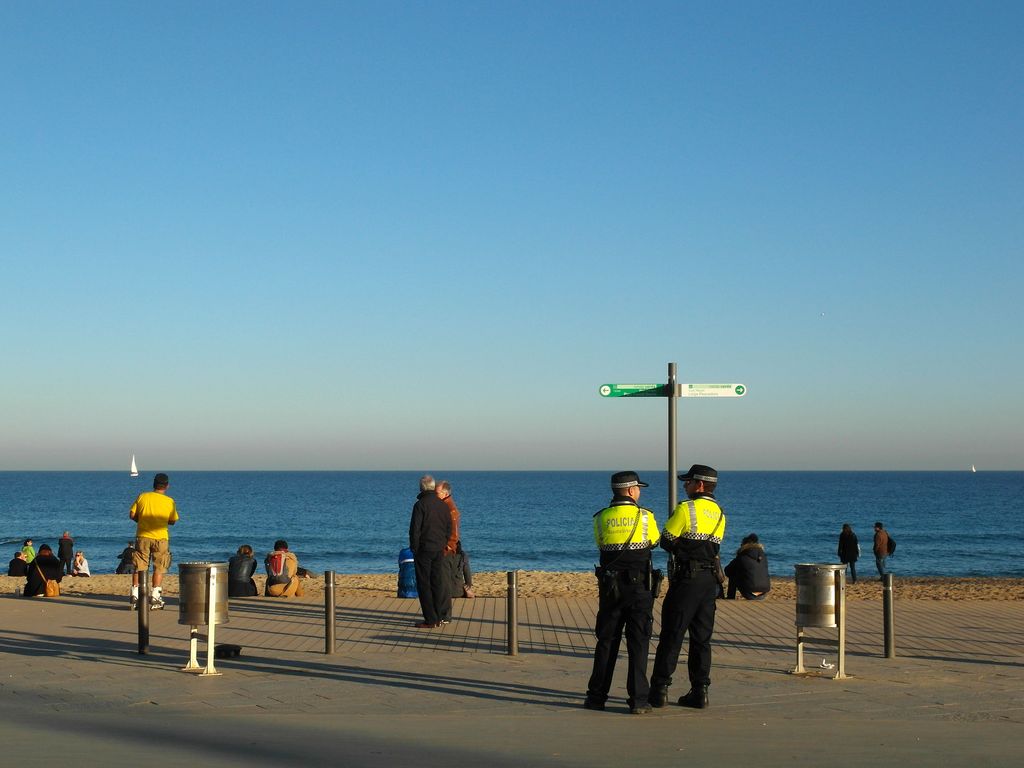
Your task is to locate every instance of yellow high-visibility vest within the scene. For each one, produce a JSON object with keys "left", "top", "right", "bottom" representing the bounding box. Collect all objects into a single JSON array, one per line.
[
  {"left": 593, "top": 500, "right": 660, "bottom": 552},
  {"left": 662, "top": 496, "right": 725, "bottom": 545}
]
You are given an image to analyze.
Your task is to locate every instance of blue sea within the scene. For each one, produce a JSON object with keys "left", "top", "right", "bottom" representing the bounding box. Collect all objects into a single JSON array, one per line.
[{"left": 2, "top": 471, "right": 1022, "bottom": 577}]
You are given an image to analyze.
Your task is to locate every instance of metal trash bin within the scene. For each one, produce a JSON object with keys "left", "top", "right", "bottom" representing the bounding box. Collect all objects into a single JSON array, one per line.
[
  {"left": 178, "top": 562, "right": 229, "bottom": 626},
  {"left": 795, "top": 563, "right": 844, "bottom": 628}
]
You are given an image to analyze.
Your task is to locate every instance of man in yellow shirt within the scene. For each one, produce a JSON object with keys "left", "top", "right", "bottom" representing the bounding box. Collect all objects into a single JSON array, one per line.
[{"left": 129, "top": 472, "right": 179, "bottom": 610}]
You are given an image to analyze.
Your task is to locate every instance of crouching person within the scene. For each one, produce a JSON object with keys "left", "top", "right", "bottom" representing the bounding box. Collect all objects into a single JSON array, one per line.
[
  {"left": 724, "top": 533, "right": 771, "bottom": 600},
  {"left": 264, "top": 539, "right": 304, "bottom": 598}
]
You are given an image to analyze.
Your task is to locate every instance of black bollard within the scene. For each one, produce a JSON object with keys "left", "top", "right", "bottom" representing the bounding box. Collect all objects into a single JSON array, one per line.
[
  {"left": 138, "top": 570, "right": 149, "bottom": 654},
  {"left": 507, "top": 571, "right": 518, "bottom": 656},
  {"left": 882, "top": 573, "right": 896, "bottom": 658},
  {"left": 325, "top": 570, "right": 336, "bottom": 655}
]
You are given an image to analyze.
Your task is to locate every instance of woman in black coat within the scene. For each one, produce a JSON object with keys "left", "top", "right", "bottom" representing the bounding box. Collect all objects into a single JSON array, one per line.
[
  {"left": 724, "top": 533, "right": 771, "bottom": 600},
  {"left": 837, "top": 524, "right": 860, "bottom": 584},
  {"left": 228, "top": 544, "right": 258, "bottom": 597},
  {"left": 24, "top": 544, "right": 63, "bottom": 597}
]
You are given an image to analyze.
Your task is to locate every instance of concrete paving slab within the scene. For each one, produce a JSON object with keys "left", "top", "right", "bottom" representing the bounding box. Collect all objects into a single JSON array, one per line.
[{"left": 1, "top": 591, "right": 1022, "bottom": 766}]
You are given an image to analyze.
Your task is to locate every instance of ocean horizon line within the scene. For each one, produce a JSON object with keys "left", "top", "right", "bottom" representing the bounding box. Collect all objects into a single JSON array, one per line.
[{"left": 1, "top": 468, "right": 1017, "bottom": 474}]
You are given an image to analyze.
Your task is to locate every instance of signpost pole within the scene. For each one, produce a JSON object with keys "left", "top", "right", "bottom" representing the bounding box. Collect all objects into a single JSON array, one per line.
[{"left": 668, "top": 362, "right": 677, "bottom": 517}]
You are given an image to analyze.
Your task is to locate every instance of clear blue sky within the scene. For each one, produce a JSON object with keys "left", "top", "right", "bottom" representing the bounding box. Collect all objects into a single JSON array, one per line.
[{"left": 2, "top": 2, "right": 1021, "bottom": 470}]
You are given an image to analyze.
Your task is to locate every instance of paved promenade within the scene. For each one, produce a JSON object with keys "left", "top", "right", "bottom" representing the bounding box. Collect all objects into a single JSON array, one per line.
[{"left": 2, "top": 588, "right": 1022, "bottom": 767}]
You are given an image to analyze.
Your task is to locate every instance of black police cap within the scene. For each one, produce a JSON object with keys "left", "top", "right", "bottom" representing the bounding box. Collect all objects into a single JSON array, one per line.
[
  {"left": 611, "top": 471, "right": 648, "bottom": 489},
  {"left": 678, "top": 464, "right": 718, "bottom": 483}
]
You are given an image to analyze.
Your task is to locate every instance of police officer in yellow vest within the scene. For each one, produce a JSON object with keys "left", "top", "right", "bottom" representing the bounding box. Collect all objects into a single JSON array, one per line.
[
  {"left": 650, "top": 464, "right": 726, "bottom": 709},
  {"left": 584, "top": 471, "right": 661, "bottom": 714}
]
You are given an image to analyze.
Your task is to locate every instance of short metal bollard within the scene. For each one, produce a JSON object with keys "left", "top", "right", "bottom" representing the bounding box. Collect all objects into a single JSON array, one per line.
[
  {"left": 325, "top": 570, "right": 336, "bottom": 655},
  {"left": 507, "top": 571, "right": 518, "bottom": 656},
  {"left": 882, "top": 573, "right": 896, "bottom": 658},
  {"left": 792, "top": 563, "right": 847, "bottom": 679},
  {"left": 137, "top": 569, "right": 150, "bottom": 654},
  {"left": 178, "top": 562, "right": 228, "bottom": 676}
]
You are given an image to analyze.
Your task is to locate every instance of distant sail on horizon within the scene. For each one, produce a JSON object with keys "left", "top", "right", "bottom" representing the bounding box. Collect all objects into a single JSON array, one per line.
[
  {"left": 971, "top": 464, "right": 977, "bottom": 473},
  {"left": 130, "top": 455, "right": 139, "bottom": 477}
]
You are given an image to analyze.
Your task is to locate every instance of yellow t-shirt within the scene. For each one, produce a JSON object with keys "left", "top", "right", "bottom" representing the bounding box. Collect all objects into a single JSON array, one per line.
[{"left": 130, "top": 491, "right": 179, "bottom": 540}]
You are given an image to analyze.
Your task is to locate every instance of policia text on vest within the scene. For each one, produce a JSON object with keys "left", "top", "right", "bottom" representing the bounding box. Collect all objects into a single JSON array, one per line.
[{"left": 584, "top": 471, "right": 662, "bottom": 715}]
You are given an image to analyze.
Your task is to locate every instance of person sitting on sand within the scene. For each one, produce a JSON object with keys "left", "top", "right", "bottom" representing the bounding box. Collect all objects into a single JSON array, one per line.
[
  {"left": 229, "top": 544, "right": 258, "bottom": 597},
  {"left": 115, "top": 542, "right": 135, "bottom": 574},
  {"left": 23, "top": 544, "right": 63, "bottom": 597},
  {"left": 724, "top": 533, "right": 771, "bottom": 600},
  {"left": 72, "top": 551, "right": 91, "bottom": 577},
  {"left": 264, "top": 540, "right": 303, "bottom": 598},
  {"left": 8, "top": 551, "right": 29, "bottom": 577}
]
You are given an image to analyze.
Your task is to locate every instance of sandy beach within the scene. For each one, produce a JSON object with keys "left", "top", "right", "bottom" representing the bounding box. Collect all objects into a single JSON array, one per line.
[{"left": 5, "top": 571, "right": 1023, "bottom": 601}]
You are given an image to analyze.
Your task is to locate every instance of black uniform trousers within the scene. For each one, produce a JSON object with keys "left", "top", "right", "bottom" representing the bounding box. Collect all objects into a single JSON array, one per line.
[
  {"left": 587, "top": 576, "right": 654, "bottom": 706},
  {"left": 651, "top": 569, "right": 719, "bottom": 690},
  {"left": 413, "top": 550, "right": 450, "bottom": 625}
]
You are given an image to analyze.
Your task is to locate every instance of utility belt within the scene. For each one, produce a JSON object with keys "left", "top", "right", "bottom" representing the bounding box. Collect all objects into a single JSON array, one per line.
[
  {"left": 669, "top": 559, "right": 717, "bottom": 581},
  {"left": 594, "top": 564, "right": 665, "bottom": 602}
]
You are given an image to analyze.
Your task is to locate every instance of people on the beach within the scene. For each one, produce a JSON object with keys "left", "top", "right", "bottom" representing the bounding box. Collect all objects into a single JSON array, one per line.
[
  {"left": 584, "top": 471, "right": 661, "bottom": 715},
  {"left": 437, "top": 480, "right": 475, "bottom": 605},
  {"left": 23, "top": 543, "right": 62, "bottom": 597},
  {"left": 115, "top": 542, "right": 136, "bottom": 574},
  {"left": 408, "top": 474, "right": 453, "bottom": 628},
  {"left": 873, "top": 521, "right": 890, "bottom": 578},
  {"left": 21, "top": 539, "right": 36, "bottom": 564},
  {"left": 8, "top": 551, "right": 29, "bottom": 577},
  {"left": 229, "top": 544, "right": 258, "bottom": 597},
  {"left": 264, "top": 540, "right": 303, "bottom": 597},
  {"left": 837, "top": 524, "right": 860, "bottom": 584},
  {"left": 651, "top": 464, "right": 727, "bottom": 710},
  {"left": 129, "top": 472, "right": 179, "bottom": 610},
  {"left": 72, "top": 551, "right": 91, "bottom": 577},
  {"left": 724, "top": 533, "right": 771, "bottom": 600},
  {"left": 58, "top": 531, "right": 75, "bottom": 575}
]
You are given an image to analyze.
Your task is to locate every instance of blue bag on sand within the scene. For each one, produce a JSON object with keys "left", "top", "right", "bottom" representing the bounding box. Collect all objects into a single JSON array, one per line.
[{"left": 398, "top": 547, "right": 418, "bottom": 598}]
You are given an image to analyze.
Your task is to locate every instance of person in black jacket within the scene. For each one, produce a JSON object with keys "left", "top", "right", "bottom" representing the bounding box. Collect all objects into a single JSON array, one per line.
[
  {"left": 8, "top": 551, "right": 29, "bottom": 577},
  {"left": 724, "top": 533, "right": 771, "bottom": 600},
  {"left": 837, "top": 524, "right": 860, "bottom": 584},
  {"left": 24, "top": 544, "right": 63, "bottom": 597},
  {"left": 115, "top": 542, "right": 136, "bottom": 574},
  {"left": 408, "top": 474, "right": 453, "bottom": 628},
  {"left": 58, "top": 531, "right": 75, "bottom": 575},
  {"left": 228, "top": 544, "right": 258, "bottom": 597}
]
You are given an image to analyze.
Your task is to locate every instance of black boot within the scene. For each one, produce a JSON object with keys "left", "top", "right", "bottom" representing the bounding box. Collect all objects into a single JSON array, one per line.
[
  {"left": 583, "top": 695, "right": 605, "bottom": 711},
  {"left": 678, "top": 685, "right": 709, "bottom": 709},
  {"left": 649, "top": 685, "right": 669, "bottom": 708}
]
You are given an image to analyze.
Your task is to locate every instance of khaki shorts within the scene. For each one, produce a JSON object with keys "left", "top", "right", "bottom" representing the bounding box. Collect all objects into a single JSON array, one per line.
[{"left": 133, "top": 538, "right": 172, "bottom": 574}]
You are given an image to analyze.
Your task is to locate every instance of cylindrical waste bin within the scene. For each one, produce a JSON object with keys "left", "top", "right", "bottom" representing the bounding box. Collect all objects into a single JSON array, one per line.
[
  {"left": 178, "top": 562, "right": 229, "bottom": 626},
  {"left": 795, "top": 563, "right": 844, "bottom": 628},
  {"left": 397, "top": 547, "right": 417, "bottom": 598}
]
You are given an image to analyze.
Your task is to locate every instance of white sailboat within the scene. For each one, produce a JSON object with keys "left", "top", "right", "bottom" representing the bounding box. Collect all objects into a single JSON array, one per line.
[
  {"left": 971, "top": 464, "right": 977, "bottom": 473},
  {"left": 130, "top": 455, "right": 139, "bottom": 477}
]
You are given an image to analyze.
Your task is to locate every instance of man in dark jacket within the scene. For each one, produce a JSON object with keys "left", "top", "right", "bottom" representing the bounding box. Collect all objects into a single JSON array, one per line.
[
  {"left": 837, "top": 524, "right": 860, "bottom": 584},
  {"left": 58, "top": 531, "right": 75, "bottom": 575},
  {"left": 24, "top": 544, "right": 63, "bottom": 597},
  {"left": 409, "top": 474, "right": 452, "bottom": 628},
  {"left": 8, "top": 551, "right": 29, "bottom": 577},
  {"left": 724, "top": 533, "right": 771, "bottom": 600}
]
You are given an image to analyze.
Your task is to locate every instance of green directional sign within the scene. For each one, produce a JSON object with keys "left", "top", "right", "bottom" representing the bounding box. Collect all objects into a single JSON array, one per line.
[
  {"left": 599, "top": 383, "right": 669, "bottom": 398},
  {"left": 679, "top": 383, "right": 747, "bottom": 398}
]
